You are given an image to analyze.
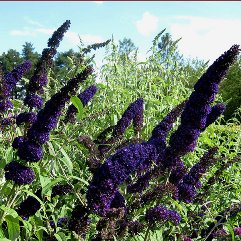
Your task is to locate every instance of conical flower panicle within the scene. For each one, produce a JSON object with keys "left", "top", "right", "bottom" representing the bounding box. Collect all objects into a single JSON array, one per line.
[
  {"left": 0, "top": 60, "right": 32, "bottom": 98},
  {"left": 97, "top": 98, "right": 144, "bottom": 155},
  {"left": 203, "top": 103, "right": 226, "bottom": 130},
  {"left": 165, "top": 45, "right": 240, "bottom": 168},
  {"left": 178, "top": 147, "right": 218, "bottom": 203},
  {"left": 87, "top": 143, "right": 157, "bottom": 215},
  {"left": 47, "top": 20, "right": 71, "bottom": 48},
  {"left": 0, "top": 61, "right": 31, "bottom": 113},
  {"left": 82, "top": 39, "right": 111, "bottom": 55},
  {"left": 16, "top": 66, "right": 93, "bottom": 163},
  {"left": 145, "top": 205, "right": 181, "bottom": 226},
  {"left": 24, "top": 20, "right": 71, "bottom": 109},
  {"left": 113, "top": 98, "right": 144, "bottom": 138}
]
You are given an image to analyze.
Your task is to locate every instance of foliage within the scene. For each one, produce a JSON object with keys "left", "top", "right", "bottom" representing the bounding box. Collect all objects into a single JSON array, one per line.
[{"left": 219, "top": 55, "right": 241, "bottom": 121}]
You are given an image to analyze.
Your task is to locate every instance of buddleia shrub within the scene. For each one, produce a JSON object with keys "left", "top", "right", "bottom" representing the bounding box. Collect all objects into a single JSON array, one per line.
[{"left": 0, "top": 20, "right": 241, "bottom": 241}]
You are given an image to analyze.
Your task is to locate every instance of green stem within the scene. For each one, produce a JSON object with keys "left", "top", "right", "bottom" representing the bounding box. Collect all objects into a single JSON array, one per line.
[
  {"left": 144, "top": 225, "right": 151, "bottom": 241},
  {"left": 0, "top": 183, "right": 18, "bottom": 224}
]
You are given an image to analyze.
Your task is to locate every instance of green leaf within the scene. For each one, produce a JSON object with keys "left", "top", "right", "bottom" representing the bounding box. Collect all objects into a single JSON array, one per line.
[
  {"left": 0, "top": 205, "right": 18, "bottom": 218},
  {"left": 69, "top": 175, "right": 89, "bottom": 186},
  {"left": 42, "top": 177, "right": 64, "bottom": 196},
  {"left": 5, "top": 215, "right": 20, "bottom": 241},
  {"left": 53, "top": 142, "right": 73, "bottom": 174},
  {"left": 70, "top": 96, "right": 84, "bottom": 121},
  {"left": 46, "top": 142, "right": 56, "bottom": 157},
  {"left": 226, "top": 224, "right": 235, "bottom": 241},
  {"left": 54, "top": 232, "right": 67, "bottom": 241}
]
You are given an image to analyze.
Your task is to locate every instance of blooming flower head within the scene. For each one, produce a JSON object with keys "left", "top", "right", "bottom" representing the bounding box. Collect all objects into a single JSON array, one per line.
[
  {"left": 113, "top": 98, "right": 144, "bottom": 138},
  {"left": 183, "top": 237, "right": 192, "bottom": 241},
  {"left": 24, "top": 93, "right": 43, "bottom": 109},
  {"left": 51, "top": 184, "right": 72, "bottom": 197},
  {"left": 4, "top": 161, "right": 35, "bottom": 185},
  {"left": 204, "top": 103, "right": 226, "bottom": 130},
  {"left": 12, "top": 136, "right": 26, "bottom": 149},
  {"left": 16, "top": 190, "right": 41, "bottom": 220},
  {"left": 16, "top": 112, "right": 37, "bottom": 126},
  {"left": 177, "top": 183, "right": 196, "bottom": 203},
  {"left": 47, "top": 20, "right": 71, "bottom": 48},
  {"left": 78, "top": 85, "right": 98, "bottom": 106},
  {"left": 0, "top": 100, "right": 13, "bottom": 112},
  {"left": 0, "top": 60, "right": 31, "bottom": 98},
  {"left": 87, "top": 143, "right": 157, "bottom": 215},
  {"left": 18, "top": 141, "right": 43, "bottom": 162},
  {"left": 165, "top": 45, "right": 240, "bottom": 167},
  {"left": 128, "top": 221, "right": 145, "bottom": 236},
  {"left": 145, "top": 205, "right": 181, "bottom": 226}
]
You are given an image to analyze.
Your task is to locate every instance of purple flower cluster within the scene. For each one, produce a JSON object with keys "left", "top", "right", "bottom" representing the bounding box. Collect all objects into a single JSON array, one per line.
[
  {"left": 87, "top": 143, "right": 157, "bottom": 215},
  {"left": 204, "top": 103, "right": 226, "bottom": 130},
  {"left": 24, "top": 93, "right": 43, "bottom": 109},
  {"left": 68, "top": 204, "right": 90, "bottom": 237},
  {"left": 97, "top": 98, "right": 144, "bottom": 155},
  {"left": 0, "top": 100, "right": 13, "bottom": 112},
  {"left": 16, "top": 112, "right": 37, "bottom": 126},
  {"left": 149, "top": 101, "right": 187, "bottom": 144},
  {"left": 148, "top": 101, "right": 186, "bottom": 161},
  {"left": 126, "top": 102, "right": 186, "bottom": 195},
  {"left": 0, "top": 61, "right": 31, "bottom": 112},
  {"left": 178, "top": 147, "right": 217, "bottom": 203},
  {"left": 4, "top": 161, "right": 35, "bottom": 185},
  {"left": 24, "top": 20, "right": 71, "bottom": 109},
  {"left": 16, "top": 190, "right": 41, "bottom": 220},
  {"left": 166, "top": 45, "right": 239, "bottom": 165},
  {"left": 113, "top": 98, "right": 144, "bottom": 138},
  {"left": 16, "top": 66, "right": 93, "bottom": 163},
  {"left": 183, "top": 237, "right": 192, "bottom": 241},
  {"left": 127, "top": 221, "right": 145, "bottom": 236},
  {"left": 65, "top": 85, "right": 97, "bottom": 123},
  {"left": 47, "top": 20, "right": 71, "bottom": 48},
  {"left": 12, "top": 136, "right": 26, "bottom": 149},
  {"left": 0, "top": 60, "right": 31, "bottom": 98},
  {"left": 82, "top": 39, "right": 111, "bottom": 55},
  {"left": 145, "top": 205, "right": 181, "bottom": 226},
  {"left": 51, "top": 183, "right": 72, "bottom": 197}
]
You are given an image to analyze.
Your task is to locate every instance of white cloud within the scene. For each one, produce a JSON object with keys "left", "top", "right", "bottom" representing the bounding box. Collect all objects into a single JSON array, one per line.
[
  {"left": 135, "top": 11, "right": 159, "bottom": 37},
  {"left": 169, "top": 16, "right": 241, "bottom": 62},
  {"left": 10, "top": 29, "right": 36, "bottom": 37},
  {"left": 37, "top": 28, "right": 54, "bottom": 35},
  {"left": 81, "top": 34, "right": 104, "bottom": 44},
  {"left": 9, "top": 26, "right": 103, "bottom": 46},
  {"left": 24, "top": 17, "right": 43, "bottom": 27}
]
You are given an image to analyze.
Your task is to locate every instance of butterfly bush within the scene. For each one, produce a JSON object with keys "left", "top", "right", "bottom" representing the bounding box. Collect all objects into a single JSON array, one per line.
[{"left": 0, "top": 19, "right": 241, "bottom": 241}]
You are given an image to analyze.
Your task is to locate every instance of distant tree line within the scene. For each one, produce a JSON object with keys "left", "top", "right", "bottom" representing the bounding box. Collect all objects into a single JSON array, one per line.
[{"left": 0, "top": 36, "right": 241, "bottom": 122}]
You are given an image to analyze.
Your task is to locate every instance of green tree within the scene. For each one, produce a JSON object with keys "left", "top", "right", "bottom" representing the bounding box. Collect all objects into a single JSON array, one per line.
[
  {"left": 22, "top": 42, "right": 40, "bottom": 77},
  {"left": 118, "top": 37, "right": 137, "bottom": 55},
  {"left": 0, "top": 49, "right": 23, "bottom": 73}
]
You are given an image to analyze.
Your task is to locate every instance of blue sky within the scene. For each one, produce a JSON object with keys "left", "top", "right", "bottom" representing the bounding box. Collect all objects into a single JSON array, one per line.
[{"left": 1, "top": 1, "right": 241, "bottom": 66}]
